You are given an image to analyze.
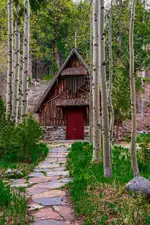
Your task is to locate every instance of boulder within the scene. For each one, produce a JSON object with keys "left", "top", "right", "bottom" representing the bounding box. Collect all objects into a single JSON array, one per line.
[{"left": 126, "top": 176, "right": 150, "bottom": 197}]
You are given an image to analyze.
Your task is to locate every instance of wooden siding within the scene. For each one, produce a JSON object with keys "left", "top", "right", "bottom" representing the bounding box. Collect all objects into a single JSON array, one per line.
[
  {"left": 39, "top": 75, "right": 89, "bottom": 126},
  {"left": 38, "top": 51, "right": 90, "bottom": 127}
]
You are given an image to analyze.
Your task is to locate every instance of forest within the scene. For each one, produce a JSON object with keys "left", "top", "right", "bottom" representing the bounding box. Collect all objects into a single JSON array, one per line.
[{"left": 0, "top": 0, "right": 150, "bottom": 224}]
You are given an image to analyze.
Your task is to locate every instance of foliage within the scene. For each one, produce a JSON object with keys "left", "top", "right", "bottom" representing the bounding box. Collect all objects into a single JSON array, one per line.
[
  {"left": 0, "top": 179, "right": 28, "bottom": 225},
  {"left": 137, "top": 133, "right": 150, "bottom": 173},
  {"left": 30, "top": 0, "right": 90, "bottom": 75},
  {"left": 0, "top": 180, "right": 11, "bottom": 207},
  {"left": 42, "top": 74, "right": 54, "bottom": 81},
  {"left": 106, "top": 0, "right": 150, "bottom": 124},
  {"left": 67, "top": 142, "right": 150, "bottom": 225},
  {"left": 0, "top": 112, "right": 48, "bottom": 164}
]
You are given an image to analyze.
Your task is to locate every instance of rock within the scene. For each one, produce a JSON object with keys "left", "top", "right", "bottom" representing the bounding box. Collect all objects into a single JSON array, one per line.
[
  {"left": 3, "top": 169, "right": 23, "bottom": 178},
  {"left": 126, "top": 176, "right": 150, "bottom": 197}
]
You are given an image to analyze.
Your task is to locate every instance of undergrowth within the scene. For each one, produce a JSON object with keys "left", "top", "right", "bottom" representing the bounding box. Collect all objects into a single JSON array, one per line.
[
  {"left": 0, "top": 99, "right": 48, "bottom": 176},
  {"left": 0, "top": 180, "right": 28, "bottom": 225},
  {"left": 67, "top": 142, "right": 150, "bottom": 225}
]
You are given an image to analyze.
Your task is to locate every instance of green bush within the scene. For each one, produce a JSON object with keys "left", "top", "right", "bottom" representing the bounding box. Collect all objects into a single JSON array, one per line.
[{"left": 0, "top": 112, "right": 48, "bottom": 164}]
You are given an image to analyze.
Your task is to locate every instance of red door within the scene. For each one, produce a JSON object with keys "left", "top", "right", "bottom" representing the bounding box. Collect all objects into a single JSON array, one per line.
[{"left": 66, "top": 108, "right": 84, "bottom": 140}]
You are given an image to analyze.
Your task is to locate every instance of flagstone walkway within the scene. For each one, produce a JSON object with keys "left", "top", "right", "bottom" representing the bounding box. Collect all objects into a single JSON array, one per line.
[{"left": 10, "top": 143, "right": 80, "bottom": 225}]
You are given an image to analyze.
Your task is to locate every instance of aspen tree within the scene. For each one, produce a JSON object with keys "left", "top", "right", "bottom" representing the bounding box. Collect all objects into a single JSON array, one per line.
[
  {"left": 129, "top": 0, "right": 140, "bottom": 177},
  {"left": 92, "top": 0, "right": 101, "bottom": 163},
  {"left": 108, "top": 1, "right": 114, "bottom": 151},
  {"left": 100, "top": 0, "right": 112, "bottom": 177},
  {"left": 12, "top": 2, "right": 20, "bottom": 123},
  {"left": 89, "top": 9, "right": 93, "bottom": 142},
  {"left": 21, "top": 0, "right": 30, "bottom": 117},
  {"left": 6, "top": 0, "right": 13, "bottom": 118}
]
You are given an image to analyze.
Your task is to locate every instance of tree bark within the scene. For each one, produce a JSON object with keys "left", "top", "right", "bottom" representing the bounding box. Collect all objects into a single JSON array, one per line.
[
  {"left": 92, "top": 0, "right": 101, "bottom": 163},
  {"left": 6, "top": 0, "right": 13, "bottom": 118},
  {"left": 129, "top": 0, "right": 140, "bottom": 177},
  {"left": 100, "top": 0, "right": 112, "bottom": 177},
  {"left": 12, "top": 3, "right": 20, "bottom": 123},
  {"left": 89, "top": 7, "right": 93, "bottom": 142},
  {"left": 21, "top": 0, "right": 30, "bottom": 117},
  {"left": 108, "top": 1, "right": 114, "bottom": 151}
]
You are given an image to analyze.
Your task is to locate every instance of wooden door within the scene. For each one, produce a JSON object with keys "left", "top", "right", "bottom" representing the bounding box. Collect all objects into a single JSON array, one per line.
[{"left": 66, "top": 108, "right": 84, "bottom": 140}]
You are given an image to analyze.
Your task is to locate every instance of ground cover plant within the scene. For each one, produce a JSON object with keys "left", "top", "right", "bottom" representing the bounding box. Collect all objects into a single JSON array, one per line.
[
  {"left": 0, "top": 99, "right": 48, "bottom": 176},
  {"left": 67, "top": 142, "right": 150, "bottom": 225},
  {"left": 0, "top": 179, "right": 28, "bottom": 225}
]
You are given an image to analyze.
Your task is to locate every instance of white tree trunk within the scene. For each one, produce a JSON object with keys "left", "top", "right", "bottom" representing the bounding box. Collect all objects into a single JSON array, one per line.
[
  {"left": 129, "top": 0, "right": 140, "bottom": 177},
  {"left": 98, "top": 0, "right": 102, "bottom": 150},
  {"left": 89, "top": 8, "right": 93, "bottom": 142},
  {"left": 108, "top": 1, "right": 114, "bottom": 151},
  {"left": 12, "top": 3, "right": 20, "bottom": 123},
  {"left": 21, "top": 0, "right": 30, "bottom": 117},
  {"left": 6, "top": 0, "right": 13, "bottom": 118},
  {"left": 92, "top": 0, "right": 101, "bottom": 163},
  {"left": 100, "top": 0, "right": 112, "bottom": 177}
]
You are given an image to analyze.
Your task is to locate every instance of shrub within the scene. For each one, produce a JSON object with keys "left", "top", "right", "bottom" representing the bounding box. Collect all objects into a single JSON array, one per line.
[{"left": 0, "top": 112, "right": 48, "bottom": 164}]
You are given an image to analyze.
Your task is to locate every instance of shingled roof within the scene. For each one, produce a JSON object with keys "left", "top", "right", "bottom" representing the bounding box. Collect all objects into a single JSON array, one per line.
[{"left": 34, "top": 48, "right": 89, "bottom": 113}]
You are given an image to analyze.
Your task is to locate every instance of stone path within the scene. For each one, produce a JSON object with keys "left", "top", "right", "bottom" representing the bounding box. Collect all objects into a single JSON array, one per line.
[{"left": 10, "top": 143, "right": 80, "bottom": 225}]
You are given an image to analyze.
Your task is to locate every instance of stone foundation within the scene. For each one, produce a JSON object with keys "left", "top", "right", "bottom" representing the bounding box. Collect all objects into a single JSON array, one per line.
[
  {"left": 43, "top": 126, "right": 66, "bottom": 141},
  {"left": 84, "top": 126, "right": 90, "bottom": 140},
  {"left": 43, "top": 125, "right": 90, "bottom": 141}
]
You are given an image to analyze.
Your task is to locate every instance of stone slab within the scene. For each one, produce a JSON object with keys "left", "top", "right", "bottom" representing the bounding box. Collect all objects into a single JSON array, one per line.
[
  {"left": 31, "top": 220, "right": 70, "bottom": 225},
  {"left": 28, "top": 177, "right": 59, "bottom": 184},
  {"left": 46, "top": 171, "right": 69, "bottom": 177},
  {"left": 27, "top": 186, "right": 48, "bottom": 195},
  {"left": 34, "top": 181, "right": 66, "bottom": 190},
  {"left": 34, "top": 168, "right": 54, "bottom": 172},
  {"left": 29, "top": 172, "right": 45, "bottom": 178},
  {"left": 32, "top": 190, "right": 66, "bottom": 199},
  {"left": 53, "top": 167, "right": 66, "bottom": 171},
  {"left": 33, "top": 196, "right": 66, "bottom": 206},
  {"left": 36, "top": 163, "right": 60, "bottom": 169},
  {"left": 28, "top": 202, "right": 44, "bottom": 211},
  {"left": 53, "top": 206, "right": 74, "bottom": 220},
  {"left": 33, "top": 207, "right": 61, "bottom": 221}
]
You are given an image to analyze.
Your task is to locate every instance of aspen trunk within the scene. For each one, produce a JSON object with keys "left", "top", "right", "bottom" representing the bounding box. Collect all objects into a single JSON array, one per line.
[
  {"left": 98, "top": 0, "right": 102, "bottom": 150},
  {"left": 12, "top": 3, "right": 20, "bottom": 123},
  {"left": 92, "top": 0, "right": 101, "bottom": 163},
  {"left": 100, "top": 0, "right": 112, "bottom": 177},
  {"left": 21, "top": 0, "right": 30, "bottom": 117},
  {"left": 129, "top": 0, "right": 140, "bottom": 177},
  {"left": 89, "top": 8, "right": 93, "bottom": 142},
  {"left": 6, "top": 0, "right": 13, "bottom": 118},
  {"left": 108, "top": 1, "right": 114, "bottom": 150}
]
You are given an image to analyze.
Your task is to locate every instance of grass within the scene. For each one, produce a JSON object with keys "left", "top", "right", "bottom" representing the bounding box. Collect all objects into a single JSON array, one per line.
[
  {"left": 67, "top": 142, "right": 150, "bottom": 225},
  {"left": 0, "top": 180, "right": 29, "bottom": 225},
  {"left": 143, "top": 77, "right": 150, "bottom": 83},
  {"left": 0, "top": 142, "right": 49, "bottom": 178}
]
